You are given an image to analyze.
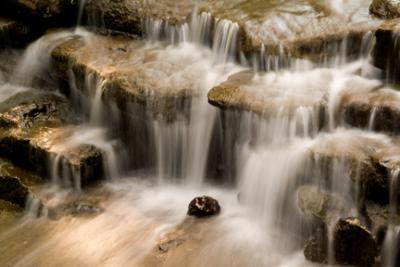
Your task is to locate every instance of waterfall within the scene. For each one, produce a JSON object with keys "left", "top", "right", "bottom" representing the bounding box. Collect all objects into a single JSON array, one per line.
[{"left": 382, "top": 170, "right": 400, "bottom": 267}]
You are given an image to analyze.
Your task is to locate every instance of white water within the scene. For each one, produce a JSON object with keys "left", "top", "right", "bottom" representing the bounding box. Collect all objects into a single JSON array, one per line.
[{"left": 0, "top": 2, "right": 399, "bottom": 267}]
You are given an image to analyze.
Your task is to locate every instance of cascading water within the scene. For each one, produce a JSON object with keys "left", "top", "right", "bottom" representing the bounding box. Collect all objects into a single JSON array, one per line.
[{"left": 1, "top": 1, "right": 400, "bottom": 266}]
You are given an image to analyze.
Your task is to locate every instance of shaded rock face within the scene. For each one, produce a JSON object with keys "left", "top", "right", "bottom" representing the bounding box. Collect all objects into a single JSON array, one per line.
[
  {"left": 304, "top": 218, "right": 378, "bottom": 266},
  {"left": 370, "top": 0, "right": 400, "bottom": 19},
  {"left": 187, "top": 196, "right": 221, "bottom": 217},
  {"left": 0, "top": 176, "right": 29, "bottom": 207},
  {"left": 0, "top": 18, "right": 36, "bottom": 49},
  {"left": 0, "top": 0, "right": 78, "bottom": 27},
  {"left": 373, "top": 19, "right": 400, "bottom": 83},
  {"left": 334, "top": 218, "right": 379, "bottom": 266}
]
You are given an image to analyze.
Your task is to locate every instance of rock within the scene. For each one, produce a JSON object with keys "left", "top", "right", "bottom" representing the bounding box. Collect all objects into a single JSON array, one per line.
[
  {"left": 334, "top": 218, "right": 379, "bottom": 266},
  {"left": 373, "top": 19, "right": 400, "bottom": 83},
  {"left": 51, "top": 33, "right": 198, "bottom": 122},
  {"left": 83, "top": 0, "right": 193, "bottom": 35},
  {"left": 304, "top": 226, "right": 328, "bottom": 264},
  {"left": 82, "top": 0, "right": 375, "bottom": 62},
  {"left": 304, "top": 217, "right": 379, "bottom": 266},
  {"left": 342, "top": 88, "right": 400, "bottom": 134},
  {"left": 208, "top": 70, "right": 327, "bottom": 121},
  {"left": 309, "top": 130, "right": 393, "bottom": 205},
  {"left": 0, "top": 0, "right": 78, "bottom": 27},
  {"left": 187, "top": 196, "right": 221, "bottom": 217},
  {"left": 297, "top": 186, "right": 350, "bottom": 224},
  {"left": 0, "top": 17, "right": 36, "bottom": 48},
  {"left": 370, "top": 0, "right": 400, "bottom": 19},
  {"left": 0, "top": 91, "right": 105, "bottom": 187},
  {"left": 0, "top": 176, "right": 29, "bottom": 207}
]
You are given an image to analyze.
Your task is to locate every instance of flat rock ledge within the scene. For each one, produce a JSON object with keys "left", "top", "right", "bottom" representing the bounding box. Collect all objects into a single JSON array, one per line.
[
  {"left": 51, "top": 33, "right": 201, "bottom": 122},
  {"left": 0, "top": 90, "right": 105, "bottom": 187}
]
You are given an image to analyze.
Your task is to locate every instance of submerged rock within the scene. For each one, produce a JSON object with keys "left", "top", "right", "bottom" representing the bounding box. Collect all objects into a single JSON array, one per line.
[
  {"left": 187, "top": 196, "right": 221, "bottom": 217},
  {"left": 370, "top": 0, "right": 400, "bottom": 19},
  {"left": 297, "top": 186, "right": 350, "bottom": 224},
  {"left": 304, "top": 217, "right": 379, "bottom": 266}
]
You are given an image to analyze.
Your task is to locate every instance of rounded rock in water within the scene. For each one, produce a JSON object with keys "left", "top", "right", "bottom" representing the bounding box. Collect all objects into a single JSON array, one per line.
[{"left": 187, "top": 195, "right": 221, "bottom": 217}]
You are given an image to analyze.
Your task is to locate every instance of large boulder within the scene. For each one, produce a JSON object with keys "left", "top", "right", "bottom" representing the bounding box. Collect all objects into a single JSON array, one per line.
[
  {"left": 187, "top": 196, "right": 221, "bottom": 217},
  {"left": 370, "top": 0, "right": 400, "bottom": 19},
  {"left": 304, "top": 217, "right": 379, "bottom": 266}
]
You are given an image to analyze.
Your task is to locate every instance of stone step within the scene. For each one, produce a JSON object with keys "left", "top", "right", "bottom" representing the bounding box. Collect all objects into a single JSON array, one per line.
[
  {"left": 81, "top": 0, "right": 376, "bottom": 64},
  {"left": 0, "top": 89, "right": 106, "bottom": 187},
  {"left": 208, "top": 66, "right": 400, "bottom": 134},
  {"left": 51, "top": 32, "right": 197, "bottom": 122}
]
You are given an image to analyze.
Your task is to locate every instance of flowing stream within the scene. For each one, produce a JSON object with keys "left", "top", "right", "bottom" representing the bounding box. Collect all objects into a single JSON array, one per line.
[{"left": 0, "top": 0, "right": 399, "bottom": 266}]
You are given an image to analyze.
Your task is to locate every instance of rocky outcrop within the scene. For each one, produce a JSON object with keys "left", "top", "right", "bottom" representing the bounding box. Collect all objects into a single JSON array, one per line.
[
  {"left": 370, "top": 0, "right": 400, "bottom": 19},
  {"left": 51, "top": 33, "right": 195, "bottom": 121},
  {"left": 187, "top": 196, "right": 221, "bottom": 217},
  {"left": 0, "top": 90, "right": 105, "bottom": 187}
]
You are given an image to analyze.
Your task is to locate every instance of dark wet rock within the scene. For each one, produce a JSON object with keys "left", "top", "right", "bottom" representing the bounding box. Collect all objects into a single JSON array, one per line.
[
  {"left": 187, "top": 196, "right": 221, "bottom": 217},
  {"left": 370, "top": 0, "right": 400, "bottom": 19},
  {"left": 373, "top": 19, "right": 400, "bottom": 83},
  {"left": 0, "top": 176, "right": 29, "bottom": 207},
  {"left": 0, "top": 17, "right": 36, "bottom": 48},
  {"left": 297, "top": 186, "right": 350, "bottom": 224},
  {"left": 0, "top": 0, "right": 78, "bottom": 27},
  {"left": 334, "top": 218, "right": 379, "bottom": 266},
  {"left": 305, "top": 217, "right": 379, "bottom": 266}
]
